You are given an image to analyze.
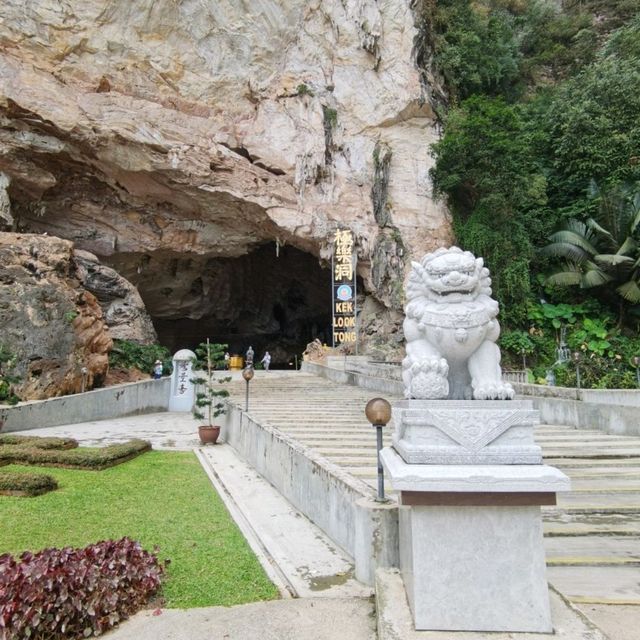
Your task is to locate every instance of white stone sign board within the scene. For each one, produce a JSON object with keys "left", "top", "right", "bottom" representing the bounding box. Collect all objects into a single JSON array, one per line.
[{"left": 169, "top": 349, "right": 196, "bottom": 412}]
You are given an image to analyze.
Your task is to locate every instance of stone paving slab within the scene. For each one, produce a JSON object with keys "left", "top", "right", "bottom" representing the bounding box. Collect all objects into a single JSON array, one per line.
[
  {"left": 9, "top": 412, "right": 199, "bottom": 450},
  {"left": 105, "top": 597, "right": 376, "bottom": 640}
]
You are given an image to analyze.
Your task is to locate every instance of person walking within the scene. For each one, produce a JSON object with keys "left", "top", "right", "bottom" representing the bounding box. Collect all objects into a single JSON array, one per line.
[
  {"left": 152, "top": 360, "right": 163, "bottom": 379},
  {"left": 261, "top": 351, "right": 271, "bottom": 371},
  {"left": 224, "top": 352, "right": 230, "bottom": 370},
  {"left": 246, "top": 346, "right": 254, "bottom": 367}
]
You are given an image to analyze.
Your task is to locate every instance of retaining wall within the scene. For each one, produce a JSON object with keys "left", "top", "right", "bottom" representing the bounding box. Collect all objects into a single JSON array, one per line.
[
  {"left": 512, "top": 383, "right": 640, "bottom": 436},
  {"left": 0, "top": 378, "right": 170, "bottom": 432},
  {"left": 301, "top": 361, "right": 404, "bottom": 397},
  {"left": 221, "top": 402, "right": 399, "bottom": 585}
]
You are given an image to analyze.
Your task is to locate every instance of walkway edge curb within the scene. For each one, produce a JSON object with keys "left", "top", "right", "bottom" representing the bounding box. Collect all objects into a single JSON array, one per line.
[{"left": 194, "top": 447, "right": 296, "bottom": 599}]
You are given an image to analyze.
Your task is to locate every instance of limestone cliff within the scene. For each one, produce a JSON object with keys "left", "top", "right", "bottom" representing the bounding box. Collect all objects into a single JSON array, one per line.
[
  {"left": 0, "top": 0, "right": 451, "bottom": 360},
  {"left": 0, "top": 233, "right": 112, "bottom": 399}
]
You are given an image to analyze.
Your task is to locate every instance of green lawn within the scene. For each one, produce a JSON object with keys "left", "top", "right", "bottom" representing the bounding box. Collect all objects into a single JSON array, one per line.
[{"left": 0, "top": 451, "right": 279, "bottom": 608}]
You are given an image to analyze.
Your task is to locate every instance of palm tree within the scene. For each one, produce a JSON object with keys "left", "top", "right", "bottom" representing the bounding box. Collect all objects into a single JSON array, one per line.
[{"left": 542, "top": 183, "right": 640, "bottom": 325}]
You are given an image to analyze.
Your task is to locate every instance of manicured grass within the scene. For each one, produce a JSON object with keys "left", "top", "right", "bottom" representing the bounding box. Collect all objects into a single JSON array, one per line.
[{"left": 0, "top": 451, "right": 279, "bottom": 608}]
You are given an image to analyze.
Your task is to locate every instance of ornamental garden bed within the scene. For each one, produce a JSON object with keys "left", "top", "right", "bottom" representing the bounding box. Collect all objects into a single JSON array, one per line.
[{"left": 0, "top": 435, "right": 151, "bottom": 497}]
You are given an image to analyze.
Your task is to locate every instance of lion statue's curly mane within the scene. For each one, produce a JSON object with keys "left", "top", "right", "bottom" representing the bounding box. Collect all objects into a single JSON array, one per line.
[{"left": 402, "top": 246, "right": 514, "bottom": 400}]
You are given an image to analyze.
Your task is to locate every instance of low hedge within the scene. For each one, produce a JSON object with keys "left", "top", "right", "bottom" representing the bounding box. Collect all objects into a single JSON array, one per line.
[
  {"left": 0, "top": 538, "right": 165, "bottom": 639},
  {"left": 0, "top": 435, "right": 78, "bottom": 450},
  {"left": 0, "top": 471, "right": 58, "bottom": 497},
  {"left": 0, "top": 440, "right": 152, "bottom": 470}
]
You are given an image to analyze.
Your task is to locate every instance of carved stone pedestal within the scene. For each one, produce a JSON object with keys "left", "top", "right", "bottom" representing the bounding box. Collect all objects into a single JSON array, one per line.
[
  {"left": 392, "top": 399, "right": 542, "bottom": 465},
  {"left": 381, "top": 399, "right": 571, "bottom": 633}
]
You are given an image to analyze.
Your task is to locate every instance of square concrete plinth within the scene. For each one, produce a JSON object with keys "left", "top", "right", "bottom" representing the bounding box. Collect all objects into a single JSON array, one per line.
[
  {"left": 400, "top": 503, "right": 552, "bottom": 632},
  {"left": 381, "top": 447, "right": 571, "bottom": 633}
]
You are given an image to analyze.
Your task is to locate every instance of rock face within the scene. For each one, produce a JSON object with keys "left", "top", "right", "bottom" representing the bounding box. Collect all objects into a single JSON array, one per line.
[
  {"left": 73, "top": 249, "right": 157, "bottom": 343},
  {"left": 0, "top": 0, "right": 452, "bottom": 356},
  {"left": 0, "top": 233, "right": 113, "bottom": 399}
]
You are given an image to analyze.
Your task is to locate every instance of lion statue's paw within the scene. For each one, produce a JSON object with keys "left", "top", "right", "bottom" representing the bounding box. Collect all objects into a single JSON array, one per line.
[
  {"left": 409, "top": 357, "right": 449, "bottom": 399},
  {"left": 472, "top": 382, "right": 515, "bottom": 401}
]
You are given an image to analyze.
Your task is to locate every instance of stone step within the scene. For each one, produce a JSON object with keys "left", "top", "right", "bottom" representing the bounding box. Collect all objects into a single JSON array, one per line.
[
  {"left": 544, "top": 536, "right": 640, "bottom": 563},
  {"left": 557, "top": 491, "right": 640, "bottom": 506},
  {"left": 547, "top": 566, "right": 640, "bottom": 604}
]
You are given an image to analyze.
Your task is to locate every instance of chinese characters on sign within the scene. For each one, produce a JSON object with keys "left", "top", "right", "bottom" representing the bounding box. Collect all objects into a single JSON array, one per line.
[
  {"left": 332, "top": 229, "right": 357, "bottom": 349},
  {"left": 178, "top": 362, "right": 188, "bottom": 395}
]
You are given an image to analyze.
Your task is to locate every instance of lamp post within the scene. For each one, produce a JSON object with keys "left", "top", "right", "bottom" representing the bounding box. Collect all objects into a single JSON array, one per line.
[
  {"left": 573, "top": 351, "right": 581, "bottom": 389},
  {"left": 242, "top": 366, "right": 254, "bottom": 412},
  {"left": 365, "top": 397, "right": 392, "bottom": 502},
  {"left": 633, "top": 356, "right": 640, "bottom": 388}
]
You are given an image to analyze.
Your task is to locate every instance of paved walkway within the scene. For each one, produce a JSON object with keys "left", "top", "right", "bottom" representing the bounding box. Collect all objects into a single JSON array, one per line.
[{"left": 11, "top": 371, "right": 640, "bottom": 639}]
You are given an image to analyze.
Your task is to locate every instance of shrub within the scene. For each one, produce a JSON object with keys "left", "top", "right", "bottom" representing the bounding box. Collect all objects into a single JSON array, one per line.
[
  {"left": 0, "top": 435, "right": 78, "bottom": 450},
  {"left": 0, "top": 538, "right": 165, "bottom": 639},
  {"left": 109, "top": 340, "right": 171, "bottom": 376},
  {"left": 0, "top": 439, "right": 151, "bottom": 470},
  {"left": 0, "top": 345, "right": 20, "bottom": 406},
  {"left": 0, "top": 471, "right": 58, "bottom": 497}
]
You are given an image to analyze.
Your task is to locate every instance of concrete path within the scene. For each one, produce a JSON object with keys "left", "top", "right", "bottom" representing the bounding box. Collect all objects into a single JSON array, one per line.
[
  {"left": 10, "top": 371, "right": 640, "bottom": 639},
  {"left": 106, "top": 598, "right": 376, "bottom": 640}
]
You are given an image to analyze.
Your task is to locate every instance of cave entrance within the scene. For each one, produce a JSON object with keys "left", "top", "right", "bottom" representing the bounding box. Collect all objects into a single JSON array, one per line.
[{"left": 139, "top": 243, "right": 333, "bottom": 368}]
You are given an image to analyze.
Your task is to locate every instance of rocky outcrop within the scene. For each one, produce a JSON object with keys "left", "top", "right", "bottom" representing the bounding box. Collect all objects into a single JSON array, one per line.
[
  {"left": 0, "top": 232, "right": 113, "bottom": 399},
  {"left": 0, "top": 0, "right": 452, "bottom": 355},
  {"left": 74, "top": 249, "right": 157, "bottom": 343}
]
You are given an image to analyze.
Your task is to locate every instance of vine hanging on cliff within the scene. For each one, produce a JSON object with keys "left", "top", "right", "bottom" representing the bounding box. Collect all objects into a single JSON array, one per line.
[{"left": 371, "top": 141, "right": 393, "bottom": 228}]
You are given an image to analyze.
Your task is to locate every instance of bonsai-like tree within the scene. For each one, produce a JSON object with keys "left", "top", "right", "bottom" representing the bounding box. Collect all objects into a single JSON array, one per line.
[{"left": 191, "top": 339, "right": 230, "bottom": 426}]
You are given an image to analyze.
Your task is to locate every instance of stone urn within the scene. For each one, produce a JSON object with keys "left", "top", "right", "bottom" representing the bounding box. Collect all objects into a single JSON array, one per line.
[{"left": 198, "top": 425, "right": 221, "bottom": 445}]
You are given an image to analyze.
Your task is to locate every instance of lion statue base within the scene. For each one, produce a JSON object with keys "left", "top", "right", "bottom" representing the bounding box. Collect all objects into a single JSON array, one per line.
[{"left": 402, "top": 246, "right": 514, "bottom": 401}]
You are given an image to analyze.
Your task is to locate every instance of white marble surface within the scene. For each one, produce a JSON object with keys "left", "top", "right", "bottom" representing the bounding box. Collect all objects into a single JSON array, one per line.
[
  {"left": 402, "top": 247, "right": 514, "bottom": 401},
  {"left": 381, "top": 447, "right": 571, "bottom": 493},
  {"left": 391, "top": 399, "right": 542, "bottom": 464},
  {"left": 401, "top": 504, "right": 552, "bottom": 632}
]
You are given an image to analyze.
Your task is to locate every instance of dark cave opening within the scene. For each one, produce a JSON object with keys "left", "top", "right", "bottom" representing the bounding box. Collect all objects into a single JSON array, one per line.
[{"left": 129, "top": 243, "right": 335, "bottom": 367}]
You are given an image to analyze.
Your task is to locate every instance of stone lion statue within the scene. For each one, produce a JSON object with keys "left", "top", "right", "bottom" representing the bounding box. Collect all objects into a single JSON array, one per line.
[{"left": 402, "top": 246, "right": 514, "bottom": 400}]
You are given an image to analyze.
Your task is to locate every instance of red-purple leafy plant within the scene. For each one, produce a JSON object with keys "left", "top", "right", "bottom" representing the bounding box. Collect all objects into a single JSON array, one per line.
[{"left": 0, "top": 537, "right": 166, "bottom": 639}]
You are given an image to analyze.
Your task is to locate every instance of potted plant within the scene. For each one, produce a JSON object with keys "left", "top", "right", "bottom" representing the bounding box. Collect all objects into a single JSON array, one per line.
[{"left": 191, "top": 339, "right": 231, "bottom": 445}]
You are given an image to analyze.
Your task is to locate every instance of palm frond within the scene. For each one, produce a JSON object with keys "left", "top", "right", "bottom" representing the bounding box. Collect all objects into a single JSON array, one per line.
[
  {"left": 545, "top": 229, "right": 598, "bottom": 256},
  {"left": 594, "top": 254, "right": 634, "bottom": 266},
  {"left": 586, "top": 217, "right": 615, "bottom": 244},
  {"left": 616, "top": 236, "right": 637, "bottom": 256},
  {"left": 630, "top": 194, "right": 640, "bottom": 235},
  {"left": 581, "top": 268, "right": 612, "bottom": 287},
  {"left": 545, "top": 270, "right": 582, "bottom": 287},
  {"left": 540, "top": 241, "right": 591, "bottom": 263},
  {"left": 617, "top": 280, "right": 640, "bottom": 303}
]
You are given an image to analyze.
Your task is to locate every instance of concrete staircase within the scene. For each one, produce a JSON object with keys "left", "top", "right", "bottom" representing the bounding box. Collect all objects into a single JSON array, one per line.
[{"left": 227, "top": 372, "right": 640, "bottom": 610}]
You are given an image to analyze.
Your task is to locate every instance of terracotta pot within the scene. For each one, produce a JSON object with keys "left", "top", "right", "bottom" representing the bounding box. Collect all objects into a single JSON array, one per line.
[{"left": 198, "top": 425, "right": 221, "bottom": 445}]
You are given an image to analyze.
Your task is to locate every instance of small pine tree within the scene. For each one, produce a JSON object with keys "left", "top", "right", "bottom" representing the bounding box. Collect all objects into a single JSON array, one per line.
[{"left": 190, "top": 339, "right": 230, "bottom": 426}]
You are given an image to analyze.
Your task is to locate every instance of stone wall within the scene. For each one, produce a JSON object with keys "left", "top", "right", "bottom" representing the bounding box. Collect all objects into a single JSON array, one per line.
[{"left": 0, "top": 378, "right": 170, "bottom": 432}]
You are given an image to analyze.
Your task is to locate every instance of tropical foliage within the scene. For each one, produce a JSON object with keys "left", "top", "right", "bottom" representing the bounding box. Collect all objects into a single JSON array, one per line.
[
  {"left": 108, "top": 340, "right": 171, "bottom": 376},
  {"left": 543, "top": 183, "right": 640, "bottom": 321},
  {"left": 427, "top": 1, "right": 640, "bottom": 386}
]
